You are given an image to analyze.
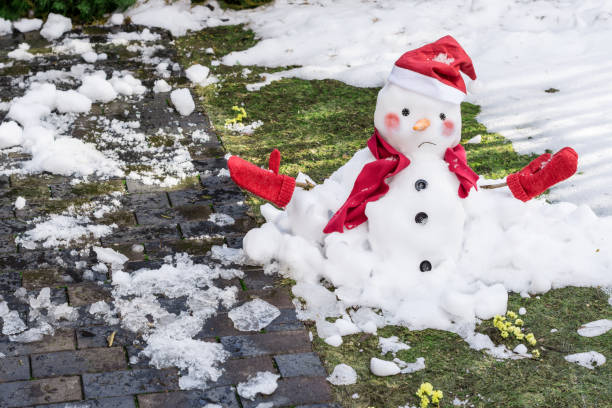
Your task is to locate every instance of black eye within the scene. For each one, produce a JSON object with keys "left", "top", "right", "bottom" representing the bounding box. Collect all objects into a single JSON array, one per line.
[
  {"left": 439, "top": 113, "right": 446, "bottom": 120},
  {"left": 402, "top": 108, "right": 410, "bottom": 116}
]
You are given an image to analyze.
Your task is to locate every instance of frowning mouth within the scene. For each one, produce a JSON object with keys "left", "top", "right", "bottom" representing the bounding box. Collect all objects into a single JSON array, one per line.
[{"left": 418, "top": 141, "right": 437, "bottom": 148}]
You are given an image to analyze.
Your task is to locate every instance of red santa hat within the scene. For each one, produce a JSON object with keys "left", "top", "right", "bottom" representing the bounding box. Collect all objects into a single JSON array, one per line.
[{"left": 387, "top": 35, "right": 476, "bottom": 104}]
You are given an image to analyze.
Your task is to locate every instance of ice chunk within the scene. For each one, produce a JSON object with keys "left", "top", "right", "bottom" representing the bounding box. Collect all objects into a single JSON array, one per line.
[
  {"left": 208, "top": 213, "right": 235, "bottom": 226},
  {"left": 170, "top": 88, "right": 195, "bottom": 116},
  {"left": 210, "top": 245, "right": 246, "bottom": 266},
  {"left": 518, "top": 307, "right": 526, "bottom": 315},
  {"left": 370, "top": 357, "right": 400, "bottom": 376},
  {"left": 513, "top": 344, "right": 528, "bottom": 354},
  {"left": 565, "top": 351, "right": 606, "bottom": 369},
  {"left": 577, "top": 319, "right": 612, "bottom": 337},
  {"left": 326, "top": 363, "right": 357, "bottom": 385},
  {"left": 78, "top": 73, "right": 118, "bottom": 103},
  {"left": 56, "top": 90, "right": 92, "bottom": 113},
  {"left": 324, "top": 335, "right": 343, "bottom": 347},
  {"left": 40, "top": 13, "right": 72, "bottom": 41},
  {"left": 110, "top": 74, "right": 146, "bottom": 96},
  {"left": 13, "top": 18, "right": 42, "bottom": 33},
  {"left": 1, "top": 310, "right": 27, "bottom": 335},
  {"left": 0, "top": 18, "right": 11, "bottom": 35},
  {"left": 395, "top": 356, "right": 426, "bottom": 374},
  {"left": 8, "top": 43, "right": 34, "bottom": 61},
  {"left": 110, "top": 13, "right": 124, "bottom": 25},
  {"left": 237, "top": 371, "right": 280, "bottom": 400},
  {"left": 378, "top": 336, "right": 410, "bottom": 357},
  {"left": 0, "top": 121, "right": 23, "bottom": 149},
  {"left": 14, "top": 196, "right": 26, "bottom": 210},
  {"left": 185, "top": 64, "right": 210, "bottom": 85},
  {"left": 228, "top": 299, "right": 280, "bottom": 331},
  {"left": 94, "top": 246, "right": 129, "bottom": 269},
  {"left": 467, "top": 134, "right": 482, "bottom": 144},
  {"left": 153, "top": 79, "right": 172, "bottom": 93}
]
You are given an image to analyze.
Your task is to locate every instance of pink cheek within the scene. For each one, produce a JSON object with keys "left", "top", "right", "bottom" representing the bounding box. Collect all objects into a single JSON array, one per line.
[
  {"left": 442, "top": 120, "right": 455, "bottom": 136},
  {"left": 384, "top": 113, "right": 400, "bottom": 130}
]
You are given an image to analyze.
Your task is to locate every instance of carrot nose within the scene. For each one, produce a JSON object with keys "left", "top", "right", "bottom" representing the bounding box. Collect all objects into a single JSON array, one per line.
[{"left": 413, "top": 118, "right": 430, "bottom": 131}]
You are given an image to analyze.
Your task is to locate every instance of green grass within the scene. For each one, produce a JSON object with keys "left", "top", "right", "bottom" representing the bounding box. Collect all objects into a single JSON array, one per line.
[{"left": 176, "top": 25, "right": 612, "bottom": 408}]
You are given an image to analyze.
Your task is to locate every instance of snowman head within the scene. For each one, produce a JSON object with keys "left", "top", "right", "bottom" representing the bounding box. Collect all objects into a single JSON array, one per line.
[
  {"left": 374, "top": 84, "right": 461, "bottom": 158},
  {"left": 374, "top": 36, "right": 476, "bottom": 159}
]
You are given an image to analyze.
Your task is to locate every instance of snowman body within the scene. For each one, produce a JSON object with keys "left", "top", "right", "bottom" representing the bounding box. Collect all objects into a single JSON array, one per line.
[
  {"left": 362, "top": 82, "right": 467, "bottom": 271},
  {"left": 366, "top": 151, "right": 465, "bottom": 271}
]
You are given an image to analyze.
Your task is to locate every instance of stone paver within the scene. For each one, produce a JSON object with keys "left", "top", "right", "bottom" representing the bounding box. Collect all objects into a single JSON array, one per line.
[
  {"left": 274, "top": 352, "right": 327, "bottom": 378},
  {"left": 137, "top": 386, "right": 240, "bottom": 408},
  {"left": 0, "top": 355, "right": 30, "bottom": 383},
  {"left": 0, "top": 23, "right": 333, "bottom": 408},
  {"left": 31, "top": 347, "right": 128, "bottom": 377},
  {"left": 82, "top": 368, "right": 180, "bottom": 399},
  {"left": 0, "top": 329, "right": 75, "bottom": 357},
  {"left": 221, "top": 331, "right": 312, "bottom": 358},
  {"left": 0, "top": 376, "right": 82, "bottom": 407},
  {"left": 239, "top": 377, "right": 333, "bottom": 408},
  {"left": 35, "top": 396, "right": 137, "bottom": 408}
]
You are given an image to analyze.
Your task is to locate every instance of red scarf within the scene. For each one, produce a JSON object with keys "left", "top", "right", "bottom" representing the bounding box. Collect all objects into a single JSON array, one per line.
[{"left": 323, "top": 129, "right": 479, "bottom": 234}]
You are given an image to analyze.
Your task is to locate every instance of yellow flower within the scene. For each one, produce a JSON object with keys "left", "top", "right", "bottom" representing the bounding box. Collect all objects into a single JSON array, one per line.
[
  {"left": 506, "top": 310, "right": 517, "bottom": 319},
  {"left": 512, "top": 327, "right": 522, "bottom": 337},
  {"left": 501, "top": 330, "right": 509, "bottom": 338},
  {"left": 431, "top": 390, "right": 443, "bottom": 404},
  {"left": 514, "top": 318, "right": 524, "bottom": 326},
  {"left": 515, "top": 332, "right": 525, "bottom": 340},
  {"left": 420, "top": 396, "right": 429, "bottom": 408},
  {"left": 419, "top": 382, "right": 434, "bottom": 396},
  {"left": 532, "top": 349, "right": 540, "bottom": 358},
  {"left": 526, "top": 333, "right": 537, "bottom": 346}
]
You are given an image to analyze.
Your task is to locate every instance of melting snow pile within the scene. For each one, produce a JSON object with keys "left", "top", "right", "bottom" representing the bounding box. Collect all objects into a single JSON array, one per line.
[
  {"left": 16, "top": 193, "right": 122, "bottom": 249},
  {"left": 243, "top": 148, "right": 612, "bottom": 353},
  {"left": 1, "top": 287, "right": 78, "bottom": 342},
  {"left": 110, "top": 254, "right": 242, "bottom": 389}
]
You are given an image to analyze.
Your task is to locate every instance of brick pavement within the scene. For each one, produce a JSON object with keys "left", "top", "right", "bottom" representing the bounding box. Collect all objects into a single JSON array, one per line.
[{"left": 0, "top": 24, "right": 336, "bottom": 408}]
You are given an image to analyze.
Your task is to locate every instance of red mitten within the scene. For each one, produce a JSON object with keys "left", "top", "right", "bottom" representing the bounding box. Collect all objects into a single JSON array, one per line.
[
  {"left": 227, "top": 149, "right": 296, "bottom": 207},
  {"left": 507, "top": 147, "right": 578, "bottom": 202}
]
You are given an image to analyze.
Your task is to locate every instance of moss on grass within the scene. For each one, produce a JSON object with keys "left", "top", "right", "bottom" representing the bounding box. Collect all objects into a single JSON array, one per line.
[{"left": 176, "top": 24, "right": 612, "bottom": 408}]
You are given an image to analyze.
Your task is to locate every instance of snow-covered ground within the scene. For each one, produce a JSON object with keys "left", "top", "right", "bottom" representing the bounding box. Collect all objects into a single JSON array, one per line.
[{"left": 213, "top": 0, "right": 612, "bottom": 216}]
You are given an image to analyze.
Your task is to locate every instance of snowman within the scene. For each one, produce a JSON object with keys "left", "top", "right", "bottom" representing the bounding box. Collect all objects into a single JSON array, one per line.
[{"left": 228, "top": 36, "right": 577, "bottom": 275}]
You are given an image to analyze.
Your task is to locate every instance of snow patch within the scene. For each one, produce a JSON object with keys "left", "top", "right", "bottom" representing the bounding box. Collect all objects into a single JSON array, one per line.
[
  {"left": 577, "top": 319, "right": 612, "bottom": 338},
  {"left": 564, "top": 351, "right": 606, "bottom": 369}
]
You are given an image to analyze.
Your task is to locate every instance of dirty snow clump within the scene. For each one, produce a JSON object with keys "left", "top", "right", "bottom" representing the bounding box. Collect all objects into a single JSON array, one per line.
[
  {"left": 564, "top": 351, "right": 606, "bottom": 369},
  {"left": 40, "top": 13, "right": 72, "bottom": 41},
  {"left": 110, "top": 254, "right": 239, "bottom": 389},
  {"left": 326, "top": 363, "right": 357, "bottom": 385},
  {"left": 237, "top": 371, "right": 280, "bottom": 400},
  {"left": 228, "top": 299, "right": 280, "bottom": 331},
  {"left": 170, "top": 88, "right": 195, "bottom": 116}
]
